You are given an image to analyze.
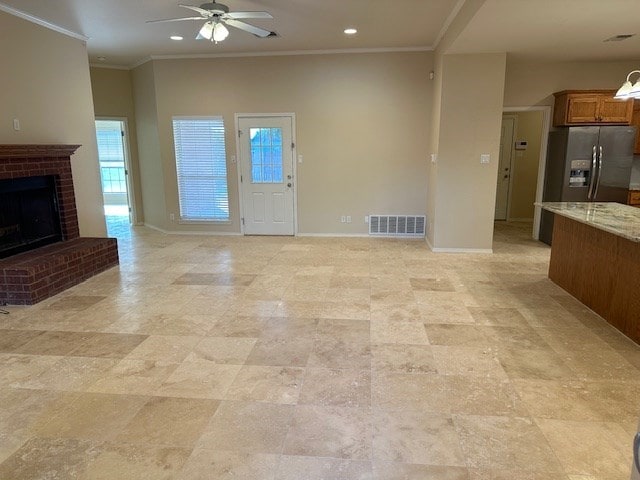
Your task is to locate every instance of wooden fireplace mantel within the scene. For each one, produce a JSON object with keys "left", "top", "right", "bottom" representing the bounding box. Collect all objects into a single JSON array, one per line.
[{"left": 0, "top": 144, "right": 80, "bottom": 159}]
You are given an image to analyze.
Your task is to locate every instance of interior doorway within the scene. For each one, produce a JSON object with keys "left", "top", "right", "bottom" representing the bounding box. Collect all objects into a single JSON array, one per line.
[
  {"left": 495, "top": 107, "right": 550, "bottom": 239},
  {"left": 95, "top": 119, "right": 135, "bottom": 229}
]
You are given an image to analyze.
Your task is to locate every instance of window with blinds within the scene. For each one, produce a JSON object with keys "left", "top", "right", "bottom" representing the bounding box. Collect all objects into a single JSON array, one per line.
[{"left": 172, "top": 116, "right": 230, "bottom": 222}]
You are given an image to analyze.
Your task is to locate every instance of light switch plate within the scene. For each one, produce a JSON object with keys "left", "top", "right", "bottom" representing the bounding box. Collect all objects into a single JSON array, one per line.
[
  {"left": 480, "top": 154, "right": 490, "bottom": 164},
  {"left": 430, "top": 153, "right": 437, "bottom": 164}
]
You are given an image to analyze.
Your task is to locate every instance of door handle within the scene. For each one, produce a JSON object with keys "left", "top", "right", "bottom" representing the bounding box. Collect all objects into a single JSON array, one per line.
[
  {"left": 593, "top": 145, "right": 603, "bottom": 200},
  {"left": 587, "top": 145, "right": 597, "bottom": 200}
]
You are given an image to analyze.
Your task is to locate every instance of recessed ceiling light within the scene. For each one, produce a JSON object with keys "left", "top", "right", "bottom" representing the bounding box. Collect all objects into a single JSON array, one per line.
[
  {"left": 170, "top": 35, "right": 184, "bottom": 41},
  {"left": 344, "top": 28, "right": 357, "bottom": 35},
  {"left": 97, "top": 56, "right": 106, "bottom": 61}
]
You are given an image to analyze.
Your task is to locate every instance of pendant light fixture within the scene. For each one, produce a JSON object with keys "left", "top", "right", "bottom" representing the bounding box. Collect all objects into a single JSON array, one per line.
[{"left": 615, "top": 70, "right": 640, "bottom": 99}]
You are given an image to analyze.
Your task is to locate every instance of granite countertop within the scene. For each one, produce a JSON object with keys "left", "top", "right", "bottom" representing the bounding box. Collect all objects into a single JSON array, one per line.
[{"left": 536, "top": 202, "right": 640, "bottom": 242}]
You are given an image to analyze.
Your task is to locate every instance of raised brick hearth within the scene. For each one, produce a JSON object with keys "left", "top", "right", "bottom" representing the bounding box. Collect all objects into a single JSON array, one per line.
[{"left": 0, "top": 145, "right": 119, "bottom": 305}]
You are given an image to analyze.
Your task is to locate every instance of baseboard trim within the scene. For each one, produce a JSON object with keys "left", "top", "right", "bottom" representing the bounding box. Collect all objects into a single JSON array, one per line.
[
  {"left": 430, "top": 247, "right": 494, "bottom": 254},
  {"left": 143, "top": 223, "right": 241, "bottom": 236},
  {"left": 506, "top": 217, "right": 534, "bottom": 222},
  {"left": 297, "top": 233, "right": 423, "bottom": 239}
]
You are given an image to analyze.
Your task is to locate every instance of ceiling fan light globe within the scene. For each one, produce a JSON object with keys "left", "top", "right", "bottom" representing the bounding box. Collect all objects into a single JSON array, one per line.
[
  {"left": 615, "top": 80, "right": 633, "bottom": 99},
  {"left": 629, "top": 79, "right": 640, "bottom": 96},
  {"left": 213, "top": 22, "right": 229, "bottom": 41},
  {"left": 199, "top": 22, "right": 214, "bottom": 40}
]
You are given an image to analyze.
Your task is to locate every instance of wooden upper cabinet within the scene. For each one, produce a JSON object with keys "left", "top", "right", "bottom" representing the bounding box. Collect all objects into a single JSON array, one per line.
[
  {"left": 553, "top": 90, "right": 634, "bottom": 126},
  {"left": 631, "top": 101, "right": 640, "bottom": 155}
]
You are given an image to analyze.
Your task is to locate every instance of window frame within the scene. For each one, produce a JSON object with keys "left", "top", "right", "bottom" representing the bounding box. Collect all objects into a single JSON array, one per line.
[{"left": 172, "top": 115, "right": 231, "bottom": 224}]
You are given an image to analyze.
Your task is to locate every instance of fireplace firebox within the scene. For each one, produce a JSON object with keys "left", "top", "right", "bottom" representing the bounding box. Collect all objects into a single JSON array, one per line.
[{"left": 0, "top": 175, "right": 63, "bottom": 258}]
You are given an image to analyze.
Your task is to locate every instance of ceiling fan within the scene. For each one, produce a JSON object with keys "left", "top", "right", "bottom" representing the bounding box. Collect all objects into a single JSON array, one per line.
[{"left": 147, "top": 2, "right": 276, "bottom": 43}]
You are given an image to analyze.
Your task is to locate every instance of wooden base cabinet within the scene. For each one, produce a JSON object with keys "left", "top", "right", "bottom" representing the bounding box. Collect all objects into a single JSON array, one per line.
[
  {"left": 549, "top": 215, "right": 640, "bottom": 344},
  {"left": 553, "top": 90, "right": 634, "bottom": 127}
]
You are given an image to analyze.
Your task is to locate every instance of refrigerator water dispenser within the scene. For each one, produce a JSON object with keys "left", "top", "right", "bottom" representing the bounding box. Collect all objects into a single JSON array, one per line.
[{"left": 569, "top": 159, "right": 591, "bottom": 187}]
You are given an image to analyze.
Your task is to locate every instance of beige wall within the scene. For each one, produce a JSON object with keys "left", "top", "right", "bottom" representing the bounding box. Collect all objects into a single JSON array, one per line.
[
  {"left": 504, "top": 59, "right": 640, "bottom": 107},
  {"left": 136, "top": 52, "right": 431, "bottom": 234},
  {"left": 505, "top": 111, "right": 543, "bottom": 220},
  {"left": 429, "top": 53, "right": 507, "bottom": 250},
  {"left": 90, "top": 67, "right": 144, "bottom": 223},
  {"left": 0, "top": 12, "right": 106, "bottom": 237},
  {"left": 132, "top": 61, "right": 167, "bottom": 229}
]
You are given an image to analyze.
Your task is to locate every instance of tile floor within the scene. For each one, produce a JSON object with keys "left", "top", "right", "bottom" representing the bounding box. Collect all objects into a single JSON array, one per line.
[{"left": 0, "top": 220, "right": 638, "bottom": 479}]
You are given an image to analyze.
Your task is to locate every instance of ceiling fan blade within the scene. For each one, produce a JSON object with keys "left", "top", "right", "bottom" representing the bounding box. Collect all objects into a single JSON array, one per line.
[
  {"left": 179, "top": 4, "right": 213, "bottom": 16},
  {"left": 224, "top": 19, "right": 274, "bottom": 38},
  {"left": 225, "top": 11, "right": 272, "bottom": 19},
  {"left": 146, "top": 16, "right": 204, "bottom": 24}
]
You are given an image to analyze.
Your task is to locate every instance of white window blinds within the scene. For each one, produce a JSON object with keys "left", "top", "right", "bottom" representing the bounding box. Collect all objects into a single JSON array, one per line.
[{"left": 172, "top": 117, "right": 230, "bottom": 221}]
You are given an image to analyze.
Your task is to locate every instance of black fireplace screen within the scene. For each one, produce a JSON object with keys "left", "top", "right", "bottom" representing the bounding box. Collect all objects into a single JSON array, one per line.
[{"left": 0, "top": 175, "right": 63, "bottom": 258}]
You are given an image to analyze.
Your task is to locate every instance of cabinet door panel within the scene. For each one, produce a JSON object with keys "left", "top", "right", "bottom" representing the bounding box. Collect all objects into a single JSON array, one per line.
[
  {"left": 566, "top": 96, "right": 599, "bottom": 123},
  {"left": 599, "top": 98, "right": 633, "bottom": 123}
]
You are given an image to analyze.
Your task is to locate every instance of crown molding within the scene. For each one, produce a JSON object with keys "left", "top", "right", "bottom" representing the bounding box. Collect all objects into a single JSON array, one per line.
[
  {"left": 148, "top": 45, "right": 433, "bottom": 62},
  {"left": 89, "top": 63, "right": 131, "bottom": 70},
  {"left": 0, "top": 2, "right": 88, "bottom": 42}
]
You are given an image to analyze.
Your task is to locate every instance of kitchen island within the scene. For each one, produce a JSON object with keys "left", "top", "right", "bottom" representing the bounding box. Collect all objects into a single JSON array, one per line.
[{"left": 538, "top": 202, "right": 640, "bottom": 344}]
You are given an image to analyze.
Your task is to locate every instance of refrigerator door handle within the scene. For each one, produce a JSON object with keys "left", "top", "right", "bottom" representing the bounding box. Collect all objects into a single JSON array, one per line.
[
  {"left": 594, "top": 145, "right": 603, "bottom": 200},
  {"left": 634, "top": 432, "right": 640, "bottom": 474},
  {"left": 587, "top": 145, "right": 597, "bottom": 200}
]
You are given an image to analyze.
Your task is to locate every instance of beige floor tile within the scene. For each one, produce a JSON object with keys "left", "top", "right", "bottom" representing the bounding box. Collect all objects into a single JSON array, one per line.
[
  {"left": 370, "top": 303, "right": 424, "bottom": 323},
  {"left": 277, "top": 456, "right": 373, "bottom": 480},
  {"left": 14, "top": 356, "right": 119, "bottom": 392},
  {"left": 207, "top": 315, "right": 271, "bottom": 337},
  {"left": 0, "top": 329, "right": 45, "bottom": 353},
  {"left": 0, "top": 437, "right": 101, "bottom": 480},
  {"left": 370, "top": 321, "right": 430, "bottom": 345},
  {"left": 498, "top": 348, "right": 576, "bottom": 380},
  {"left": 87, "top": 359, "right": 178, "bottom": 395},
  {"left": 320, "top": 302, "right": 371, "bottom": 320},
  {"left": 225, "top": 365, "right": 305, "bottom": 404},
  {"left": 467, "top": 307, "right": 530, "bottom": 327},
  {"left": 468, "top": 468, "right": 570, "bottom": 479},
  {"left": 299, "top": 368, "right": 371, "bottom": 407},
  {"left": 125, "top": 335, "right": 201, "bottom": 362},
  {"left": 308, "top": 335, "right": 371, "bottom": 369},
  {"left": 410, "top": 277, "right": 457, "bottom": 292},
  {"left": 70, "top": 332, "right": 148, "bottom": 358},
  {"left": 197, "top": 401, "right": 294, "bottom": 454},
  {"left": 36, "top": 392, "right": 148, "bottom": 441},
  {"left": 373, "top": 462, "right": 469, "bottom": 479},
  {"left": 424, "top": 324, "right": 489, "bottom": 347},
  {"left": 14, "top": 331, "right": 97, "bottom": 356},
  {"left": 372, "top": 372, "right": 448, "bottom": 412},
  {"left": 177, "top": 449, "right": 279, "bottom": 480},
  {"left": 432, "top": 345, "right": 508, "bottom": 378},
  {"left": 454, "top": 414, "right": 564, "bottom": 473},
  {"left": 156, "top": 360, "right": 240, "bottom": 399},
  {"left": 188, "top": 337, "right": 257, "bottom": 364},
  {"left": 536, "top": 418, "right": 634, "bottom": 479},
  {"left": 0, "top": 353, "right": 64, "bottom": 387},
  {"left": 373, "top": 410, "right": 465, "bottom": 466},
  {"left": 116, "top": 396, "right": 219, "bottom": 447},
  {"left": 283, "top": 405, "right": 372, "bottom": 460},
  {"left": 79, "top": 443, "right": 191, "bottom": 480},
  {"left": 245, "top": 337, "right": 314, "bottom": 367},
  {"left": 372, "top": 344, "right": 436, "bottom": 374}
]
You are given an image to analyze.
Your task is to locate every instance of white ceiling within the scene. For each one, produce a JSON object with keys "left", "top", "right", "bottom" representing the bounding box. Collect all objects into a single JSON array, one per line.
[{"left": 1, "top": 0, "right": 639, "bottom": 68}]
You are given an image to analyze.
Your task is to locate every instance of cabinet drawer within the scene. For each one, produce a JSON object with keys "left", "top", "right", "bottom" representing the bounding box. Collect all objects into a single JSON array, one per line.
[{"left": 629, "top": 191, "right": 640, "bottom": 205}]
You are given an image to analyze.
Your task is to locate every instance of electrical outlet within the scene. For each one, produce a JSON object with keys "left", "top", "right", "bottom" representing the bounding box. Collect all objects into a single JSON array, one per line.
[
  {"left": 13, "top": 118, "right": 20, "bottom": 131},
  {"left": 170, "top": 213, "right": 175, "bottom": 221},
  {"left": 346, "top": 216, "right": 352, "bottom": 223},
  {"left": 480, "top": 154, "right": 490, "bottom": 164},
  {"left": 365, "top": 216, "right": 369, "bottom": 224},
  {"left": 340, "top": 215, "right": 346, "bottom": 223}
]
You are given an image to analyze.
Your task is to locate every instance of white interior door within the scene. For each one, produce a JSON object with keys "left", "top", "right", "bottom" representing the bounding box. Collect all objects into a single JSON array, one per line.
[
  {"left": 495, "top": 116, "right": 515, "bottom": 220},
  {"left": 238, "top": 116, "right": 295, "bottom": 235}
]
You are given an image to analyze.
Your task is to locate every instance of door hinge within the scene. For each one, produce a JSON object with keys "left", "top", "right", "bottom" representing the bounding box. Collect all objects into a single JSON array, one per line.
[
  {"left": 240, "top": 175, "right": 243, "bottom": 183},
  {"left": 121, "top": 131, "right": 125, "bottom": 137},
  {"left": 238, "top": 129, "right": 242, "bottom": 137},
  {"left": 241, "top": 218, "right": 245, "bottom": 225},
  {"left": 124, "top": 169, "right": 128, "bottom": 175},
  {"left": 291, "top": 142, "right": 295, "bottom": 149}
]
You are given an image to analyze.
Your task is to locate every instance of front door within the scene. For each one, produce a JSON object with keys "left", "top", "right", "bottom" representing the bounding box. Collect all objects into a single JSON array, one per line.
[
  {"left": 238, "top": 116, "right": 295, "bottom": 235},
  {"left": 495, "top": 115, "right": 515, "bottom": 220}
]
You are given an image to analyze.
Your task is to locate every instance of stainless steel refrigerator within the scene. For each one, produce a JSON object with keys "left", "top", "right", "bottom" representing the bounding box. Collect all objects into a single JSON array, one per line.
[{"left": 539, "top": 125, "right": 636, "bottom": 245}]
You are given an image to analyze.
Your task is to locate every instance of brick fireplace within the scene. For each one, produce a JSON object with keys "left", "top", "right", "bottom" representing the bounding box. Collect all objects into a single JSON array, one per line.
[{"left": 0, "top": 145, "right": 119, "bottom": 305}]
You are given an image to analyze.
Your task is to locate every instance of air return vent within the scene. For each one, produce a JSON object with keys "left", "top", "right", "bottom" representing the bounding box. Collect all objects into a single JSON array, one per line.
[{"left": 369, "top": 215, "right": 426, "bottom": 237}]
